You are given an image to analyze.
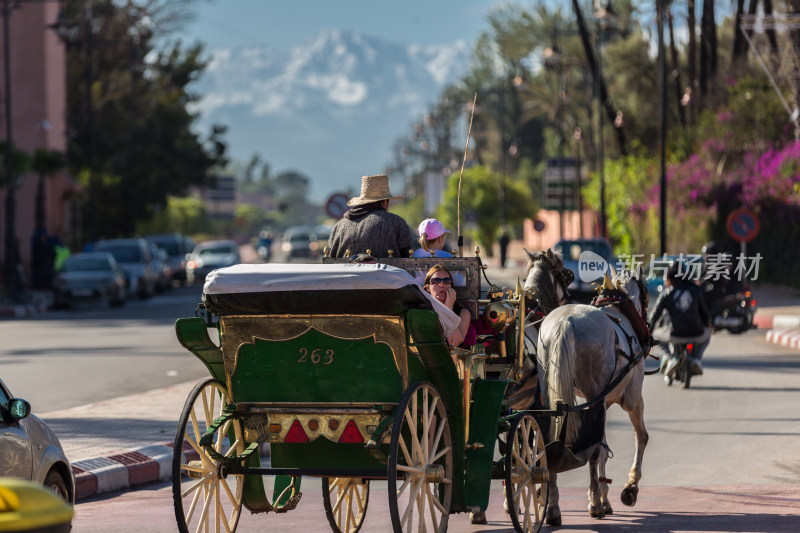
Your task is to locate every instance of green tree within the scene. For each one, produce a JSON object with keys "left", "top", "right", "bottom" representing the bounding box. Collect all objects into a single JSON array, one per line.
[
  {"left": 64, "top": 0, "right": 225, "bottom": 239},
  {"left": 136, "top": 195, "right": 208, "bottom": 237},
  {"left": 437, "top": 165, "right": 534, "bottom": 256}
]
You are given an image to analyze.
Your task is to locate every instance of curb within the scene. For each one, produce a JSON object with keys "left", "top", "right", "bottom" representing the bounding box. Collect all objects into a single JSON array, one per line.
[
  {"left": 0, "top": 301, "right": 49, "bottom": 318},
  {"left": 756, "top": 314, "right": 800, "bottom": 351},
  {"left": 72, "top": 443, "right": 174, "bottom": 500},
  {"left": 71, "top": 442, "right": 270, "bottom": 500},
  {"left": 765, "top": 328, "right": 800, "bottom": 350},
  {"left": 754, "top": 314, "right": 800, "bottom": 330}
]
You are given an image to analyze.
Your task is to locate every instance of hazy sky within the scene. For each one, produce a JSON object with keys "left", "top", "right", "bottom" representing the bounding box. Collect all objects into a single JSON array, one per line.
[{"left": 179, "top": 0, "right": 507, "bottom": 51}]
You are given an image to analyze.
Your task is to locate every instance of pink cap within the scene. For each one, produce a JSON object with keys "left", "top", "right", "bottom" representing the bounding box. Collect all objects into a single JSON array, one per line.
[{"left": 418, "top": 218, "right": 450, "bottom": 240}]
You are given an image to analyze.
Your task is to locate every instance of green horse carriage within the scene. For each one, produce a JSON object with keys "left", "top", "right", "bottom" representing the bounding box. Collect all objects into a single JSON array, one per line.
[{"left": 172, "top": 257, "right": 554, "bottom": 532}]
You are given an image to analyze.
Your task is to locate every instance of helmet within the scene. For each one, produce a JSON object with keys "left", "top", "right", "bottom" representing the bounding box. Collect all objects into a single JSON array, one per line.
[
  {"left": 666, "top": 260, "right": 688, "bottom": 282},
  {"left": 702, "top": 241, "right": 719, "bottom": 256}
]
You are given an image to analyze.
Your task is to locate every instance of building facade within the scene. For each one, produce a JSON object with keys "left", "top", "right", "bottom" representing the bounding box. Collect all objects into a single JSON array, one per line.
[{"left": 0, "top": 2, "right": 79, "bottom": 286}]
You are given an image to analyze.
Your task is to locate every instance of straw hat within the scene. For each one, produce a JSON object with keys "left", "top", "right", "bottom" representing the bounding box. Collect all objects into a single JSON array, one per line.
[{"left": 347, "top": 174, "right": 404, "bottom": 206}]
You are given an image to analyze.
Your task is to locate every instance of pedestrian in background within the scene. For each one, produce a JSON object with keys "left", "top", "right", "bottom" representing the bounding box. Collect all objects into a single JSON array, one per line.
[{"left": 498, "top": 227, "right": 510, "bottom": 269}]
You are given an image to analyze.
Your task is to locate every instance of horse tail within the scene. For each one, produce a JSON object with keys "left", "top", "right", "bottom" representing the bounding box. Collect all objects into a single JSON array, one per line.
[{"left": 543, "top": 316, "right": 579, "bottom": 444}]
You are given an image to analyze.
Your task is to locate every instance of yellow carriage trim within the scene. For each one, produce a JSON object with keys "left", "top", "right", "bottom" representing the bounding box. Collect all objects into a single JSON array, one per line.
[{"left": 243, "top": 410, "right": 386, "bottom": 444}]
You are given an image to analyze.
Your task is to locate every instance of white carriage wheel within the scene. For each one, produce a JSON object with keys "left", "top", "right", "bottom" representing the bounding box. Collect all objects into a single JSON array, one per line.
[
  {"left": 322, "top": 477, "right": 370, "bottom": 533},
  {"left": 172, "top": 378, "right": 245, "bottom": 533},
  {"left": 505, "top": 413, "right": 548, "bottom": 533},
  {"left": 388, "top": 382, "right": 453, "bottom": 533}
]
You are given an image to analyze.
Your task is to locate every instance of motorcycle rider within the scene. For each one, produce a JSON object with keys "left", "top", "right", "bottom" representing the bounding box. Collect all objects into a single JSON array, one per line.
[{"left": 648, "top": 260, "right": 712, "bottom": 376}]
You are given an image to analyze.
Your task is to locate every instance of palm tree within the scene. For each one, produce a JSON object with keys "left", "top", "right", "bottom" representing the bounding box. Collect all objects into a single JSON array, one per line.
[{"left": 0, "top": 142, "right": 31, "bottom": 187}]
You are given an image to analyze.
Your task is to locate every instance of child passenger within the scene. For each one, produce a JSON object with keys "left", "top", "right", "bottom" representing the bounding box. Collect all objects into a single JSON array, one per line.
[{"left": 413, "top": 218, "right": 453, "bottom": 258}]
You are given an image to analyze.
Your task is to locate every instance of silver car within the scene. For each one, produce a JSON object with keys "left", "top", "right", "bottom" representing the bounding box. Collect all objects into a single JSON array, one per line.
[
  {"left": 186, "top": 240, "right": 241, "bottom": 284},
  {"left": 52, "top": 252, "right": 127, "bottom": 308},
  {"left": 0, "top": 377, "right": 75, "bottom": 503},
  {"left": 93, "top": 238, "right": 160, "bottom": 299}
]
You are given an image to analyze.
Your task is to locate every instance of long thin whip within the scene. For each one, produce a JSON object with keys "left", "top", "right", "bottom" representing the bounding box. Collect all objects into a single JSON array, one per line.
[{"left": 457, "top": 92, "right": 477, "bottom": 258}]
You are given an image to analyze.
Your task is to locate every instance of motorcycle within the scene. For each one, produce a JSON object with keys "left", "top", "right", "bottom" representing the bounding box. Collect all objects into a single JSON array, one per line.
[
  {"left": 703, "top": 282, "right": 757, "bottom": 334},
  {"left": 661, "top": 341, "right": 701, "bottom": 389}
]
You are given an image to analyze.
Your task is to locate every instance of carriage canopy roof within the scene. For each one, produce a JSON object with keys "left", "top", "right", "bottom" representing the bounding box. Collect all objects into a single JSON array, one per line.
[
  {"left": 201, "top": 263, "right": 458, "bottom": 328},
  {"left": 204, "top": 263, "right": 422, "bottom": 294}
]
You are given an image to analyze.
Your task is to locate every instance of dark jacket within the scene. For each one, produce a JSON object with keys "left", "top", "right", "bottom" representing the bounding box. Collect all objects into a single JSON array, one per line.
[
  {"left": 328, "top": 206, "right": 412, "bottom": 258},
  {"left": 648, "top": 282, "right": 711, "bottom": 337}
]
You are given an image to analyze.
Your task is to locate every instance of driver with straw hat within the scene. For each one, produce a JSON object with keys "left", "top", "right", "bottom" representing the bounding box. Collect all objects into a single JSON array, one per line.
[{"left": 327, "top": 174, "right": 413, "bottom": 258}]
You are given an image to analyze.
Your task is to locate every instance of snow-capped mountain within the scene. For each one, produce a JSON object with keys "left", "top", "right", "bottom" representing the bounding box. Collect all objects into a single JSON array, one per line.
[{"left": 190, "top": 29, "right": 471, "bottom": 202}]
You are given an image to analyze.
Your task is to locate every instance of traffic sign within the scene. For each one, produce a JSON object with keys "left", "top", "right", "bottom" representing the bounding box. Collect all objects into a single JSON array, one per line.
[
  {"left": 726, "top": 208, "right": 760, "bottom": 243},
  {"left": 325, "top": 192, "right": 350, "bottom": 219},
  {"left": 533, "top": 219, "right": 546, "bottom": 232}
]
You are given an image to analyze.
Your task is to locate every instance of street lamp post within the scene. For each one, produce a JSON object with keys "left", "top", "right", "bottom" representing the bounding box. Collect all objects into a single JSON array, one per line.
[
  {"left": 51, "top": 3, "right": 96, "bottom": 244},
  {"left": 497, "top": 83, "right": 507, "bottom": 230},
  {"left": 657, "top": 0, "right": 667, "bottom": 256},
  {"left": 574, "top": 126, "right": 584, "bottom": 238},
  {"left": 2, "top": 0, "right": 20, "bottom": 301},
  {"left": 544, "top": 43, "right": 567, "bottom": 240},
  {"left": 594, "top": 1, "right": 616, "bottom": 240}
]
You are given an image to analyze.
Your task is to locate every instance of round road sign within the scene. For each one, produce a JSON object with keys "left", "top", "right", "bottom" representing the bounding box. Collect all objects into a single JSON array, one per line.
[
  {"left": 325, "top": 192, "right": 350, "bottom": 219},
  {"left": 533, "top": 219, "right": 546, "bottom": 232},
  {"left": 726, "top": 208, "right": 760, "bottom": 243}
]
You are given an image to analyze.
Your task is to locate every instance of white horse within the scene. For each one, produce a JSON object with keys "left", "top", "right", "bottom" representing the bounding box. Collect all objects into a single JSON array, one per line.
[{"left": 537, "top": 266, "right": 650, "bottom": 525}]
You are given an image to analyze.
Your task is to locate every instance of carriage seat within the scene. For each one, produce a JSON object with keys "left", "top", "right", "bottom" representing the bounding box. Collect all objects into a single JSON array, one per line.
[
  {"left": 202, "top": 263, "right": 461, "bottom": 335},
  {"left": 323, "top": 256, "right": 482, "bottom": 319}
]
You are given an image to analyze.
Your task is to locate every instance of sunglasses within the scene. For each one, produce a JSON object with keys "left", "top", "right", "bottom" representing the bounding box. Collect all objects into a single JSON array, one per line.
[{"left": 429, "top": 277, "right": 452, "bottom": 285}]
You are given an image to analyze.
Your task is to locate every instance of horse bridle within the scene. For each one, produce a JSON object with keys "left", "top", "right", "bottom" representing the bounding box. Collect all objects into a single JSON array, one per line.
[{"left": 553, "top": 268, "right": 574, "bottom": 297}]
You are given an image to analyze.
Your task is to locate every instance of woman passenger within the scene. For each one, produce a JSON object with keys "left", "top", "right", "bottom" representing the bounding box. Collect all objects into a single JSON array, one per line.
[{"left": 423, "top": 264, "right": 475, "bottom": 347}]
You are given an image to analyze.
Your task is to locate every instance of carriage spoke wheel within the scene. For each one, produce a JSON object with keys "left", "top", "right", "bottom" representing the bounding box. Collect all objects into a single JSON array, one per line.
[
  {"left": 322, "top": 477, "right": 370, "bottom": 533},
  {"left": 172, "top": 378, "right": 245, "bottom": 533},
  {"left": 505, "top": 413, "right": 548, "bottom": 533},
  {"left": 388, "top": 382, "right": 453, "bottom": 533}
]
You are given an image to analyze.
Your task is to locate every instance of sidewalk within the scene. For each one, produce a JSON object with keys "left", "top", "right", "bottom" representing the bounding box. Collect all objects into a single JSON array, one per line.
[
  {"left": 749, "top": 283, "right": 800, "bottom": 350},
  {"left": 40, "top": 381, "right": 199, "bottom": 500},
  {"left": 0, "top": 289, "right": 51, "bottom": 318}
]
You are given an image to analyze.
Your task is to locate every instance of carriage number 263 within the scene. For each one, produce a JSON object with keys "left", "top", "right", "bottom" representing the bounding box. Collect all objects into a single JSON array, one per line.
[{"left": 297, "top": 348, "right": 334, "bottom": 365}]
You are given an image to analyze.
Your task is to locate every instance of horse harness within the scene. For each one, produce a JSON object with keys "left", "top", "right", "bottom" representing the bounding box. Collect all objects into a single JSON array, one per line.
[{"left": 566, "top": 289, "right": 660, "bottom": 412}]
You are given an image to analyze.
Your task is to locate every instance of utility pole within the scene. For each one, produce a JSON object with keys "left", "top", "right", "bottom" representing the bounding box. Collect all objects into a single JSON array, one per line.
[
  {"left": 658, "top": 0, "right": 667, "bottom": 255},
  {"left": 2, "top": 0, "right": 20, "bottom": 302}
]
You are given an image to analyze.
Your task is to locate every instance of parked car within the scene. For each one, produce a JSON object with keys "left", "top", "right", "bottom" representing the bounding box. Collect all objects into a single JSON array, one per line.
[
  {"left": 0, "top": 376, "right": 75, "bottom": 504},
  {"left": 145, "top": 233, "right": 194, "bottom": 285},
  {"left": 553, "top": 238, "right": 617, "bottom": 299},
  {"left": 281, "top": 226, "right": 317, "bottom": 259},
  {"left": 148, "top": 243, "right": 173, "bottom": 293},
  {"left": 94, "top": 238, "right": 158, "bottom": 299},
  {"left": 186, "top": 240, "right": 241, "bottom": 284},
  {"left": 52, "top": 252, "right": 127, "bottom": 309}
]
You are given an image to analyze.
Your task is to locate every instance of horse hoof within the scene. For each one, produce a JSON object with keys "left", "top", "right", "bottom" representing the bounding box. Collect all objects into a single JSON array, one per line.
[
  {"left": 603, "top": 501, "right": 614, "bottom": 515},
  {"left": 546, "top": 508, "right": 562, "bottom": 526},
  {"left": 589, "top": 503, "right": 605, "bottom": 519},
  {"left": 620, "top": 485, "right": 639, "bottom": 507},
  {"left": 470, "top": 510, "right": 487, "bottom": 524}
]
